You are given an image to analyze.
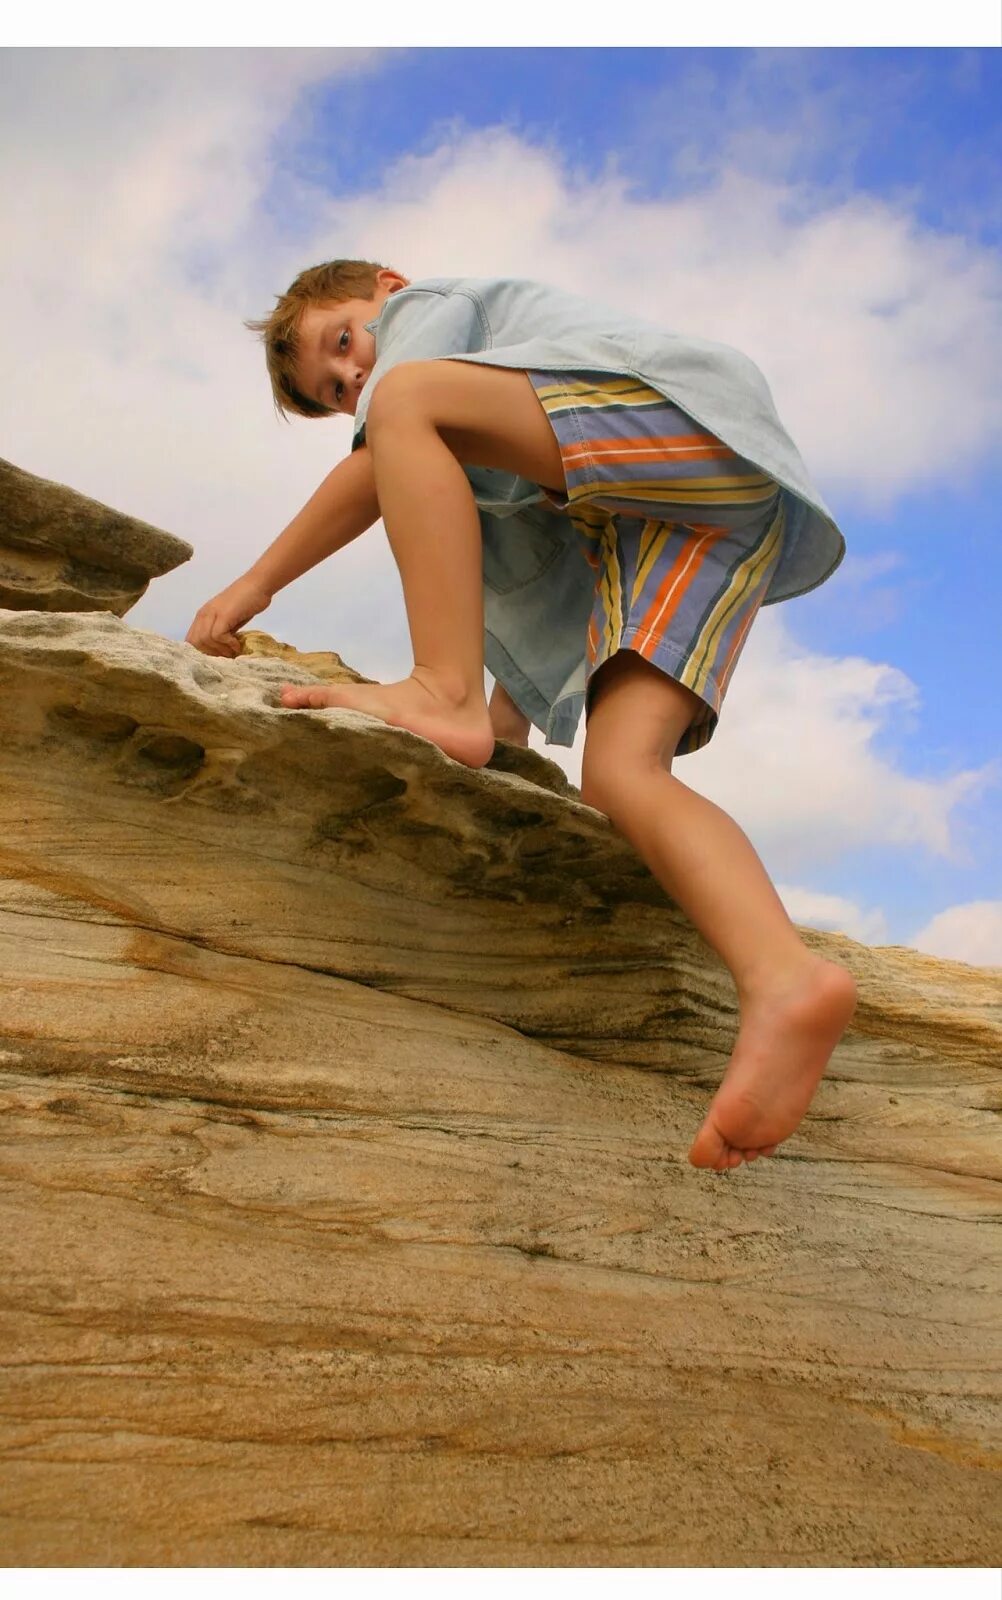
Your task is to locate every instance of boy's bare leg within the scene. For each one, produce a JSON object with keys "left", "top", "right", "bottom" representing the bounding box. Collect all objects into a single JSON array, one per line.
[
  {"left": 277, "top": 359, "right": 855, "bottom": 1164},
  {"left": 279, "top": 361, "right": 565, "bottom": 769},
  {"left": 279, "top": 378, "right": 496, "bottom": 767},
  {"left": 620, "top": 771, "right": 856, "bottom": 1170},
  {"left": 579, "top": 657, "right": 858, "bottom": 1170},
  {"left": 489, "top": 680, "right": 532, "bottom": 746}
]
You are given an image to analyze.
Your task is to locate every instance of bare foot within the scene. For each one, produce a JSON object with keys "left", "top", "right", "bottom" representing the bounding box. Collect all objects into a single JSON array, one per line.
[
  {"left": 279, "top": 673, "right": 496, "bottom": 769},
  {"left": 688, "top": 957, "right": 858, "bottom": 1172}
]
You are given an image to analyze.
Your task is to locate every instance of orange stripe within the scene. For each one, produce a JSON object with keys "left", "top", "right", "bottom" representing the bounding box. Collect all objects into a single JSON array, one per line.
[
  {"left": 560, "top": 432, "right": 736, "bottom": 464},
  {"left": 636, "top": 527, "right": 730, "bottom": 649}
]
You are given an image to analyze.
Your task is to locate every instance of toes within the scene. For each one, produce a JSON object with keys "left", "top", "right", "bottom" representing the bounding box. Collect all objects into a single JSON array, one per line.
[
  {"left": 712, "top": 1146, "right": 742, "bottom": 1172},
  {"left": 688, "top": 1123, "right": 781, "bottom": 1173},
  {"left": 687, "top": 1119, "right": 728, "bottom": 1169},
  {"left": 281, "top": 687, "right": 326, "bottom": 709}
]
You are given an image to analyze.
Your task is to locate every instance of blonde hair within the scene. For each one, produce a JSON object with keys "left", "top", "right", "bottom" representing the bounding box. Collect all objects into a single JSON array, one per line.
[{"left": 245, "top": 258, "right": 394, "bottom": 420}]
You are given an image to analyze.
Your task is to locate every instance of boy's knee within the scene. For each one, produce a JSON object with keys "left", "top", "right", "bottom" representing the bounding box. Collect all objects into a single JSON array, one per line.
[
  {"left": 578, "top": 753, "right": 666, "bottom": 820},
  {"left": 366, "top": 362, "right": 430, "bottom": 431}
]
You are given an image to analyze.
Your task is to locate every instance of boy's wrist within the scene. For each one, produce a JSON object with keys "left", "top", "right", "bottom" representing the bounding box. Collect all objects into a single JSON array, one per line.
[{"left": 240, "top": 565, "right": 278, "bottom": 602}]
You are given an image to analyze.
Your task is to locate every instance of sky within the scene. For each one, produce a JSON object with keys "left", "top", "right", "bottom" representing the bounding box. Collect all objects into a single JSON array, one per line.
[{"left": 1, "top": 35, "right": 1001, "bottom": 967}]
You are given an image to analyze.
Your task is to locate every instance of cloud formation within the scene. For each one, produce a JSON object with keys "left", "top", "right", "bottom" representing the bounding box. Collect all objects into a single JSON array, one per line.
[
  {"left": 909, "top": 900, "right": 1002, "bottom": 968},
  {"left": 2, "top": 49, "right": 998, "bottom": 959},
  {"left": 294, "top": 125, "right": 1001, "bottom": 507}
]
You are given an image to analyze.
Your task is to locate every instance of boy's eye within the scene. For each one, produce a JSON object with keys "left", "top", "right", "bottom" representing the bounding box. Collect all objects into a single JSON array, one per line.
[
  {"left": 334, "top": 381, "right": 344, "bottom": 404},
  {"left": 339, "top": 330, "right": 350, "bottom": 351}
]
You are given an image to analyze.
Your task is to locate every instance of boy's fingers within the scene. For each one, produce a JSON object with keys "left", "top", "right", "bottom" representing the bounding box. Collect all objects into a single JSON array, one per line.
[
  {"left": 185, "top": 613, "right": 214, "bottom": 649},
  {"left": 211, "top": 616, "right": 244, "bottom": 653},
  {"left": 188, "top": 628, "right": 231, "bottom": 658},
  {"left": 185, "top": 612, "right": 235, "bottom": 657}
]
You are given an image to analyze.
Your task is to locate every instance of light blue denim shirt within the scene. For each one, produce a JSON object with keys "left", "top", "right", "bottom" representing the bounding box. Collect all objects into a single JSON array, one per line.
[{"left": 352, "top": 276, "right": 845, "bottom": 747}]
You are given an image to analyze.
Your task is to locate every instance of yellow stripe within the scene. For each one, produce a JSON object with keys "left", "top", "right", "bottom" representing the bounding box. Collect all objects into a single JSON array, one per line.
[
  {"left": 596, "top": 522, "right": 621, "bottom": 664},
  {"left": 567, "top": 503, "right": 612, "bottom": 537},
  {"left": 532, "top": 376, "right": 666, "bottom": 408},
  {"left": 687, "top": 502, "right": 786, "bottom": 694},
  {"left": 635, "top": 520, "right": 684, "bottom": 596},
  {"left": 575, "top": 479, "right": 777, "bottom": 504}
]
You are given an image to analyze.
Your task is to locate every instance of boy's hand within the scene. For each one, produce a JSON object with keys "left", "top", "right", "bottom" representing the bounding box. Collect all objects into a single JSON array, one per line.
[{"left": 185, "top": 576, "right": 273, "bottom": 658}]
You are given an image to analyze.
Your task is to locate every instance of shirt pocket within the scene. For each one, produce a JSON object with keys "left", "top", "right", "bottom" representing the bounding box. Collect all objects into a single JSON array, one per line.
[{"left": 480, "top": 505, "right": 568, "bottom": 596}]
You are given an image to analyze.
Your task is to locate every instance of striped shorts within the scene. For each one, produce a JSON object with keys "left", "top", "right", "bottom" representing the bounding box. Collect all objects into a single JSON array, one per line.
[{"left": 526, "top": 370, "right": 787, "bottom": 756}]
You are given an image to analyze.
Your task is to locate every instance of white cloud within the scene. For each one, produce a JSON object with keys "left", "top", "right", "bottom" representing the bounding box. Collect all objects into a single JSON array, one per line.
[
  {"left": 909, "top": 900, "right": 1002, "bottom": 969},
  {"left": 290, "top": 127, "right": 1001, "bottom": 509},
  {"left": 678, "top": 611, "right": 999, "bottom": 872},
  {"left": 773, "top": 884, "right": 889, "bottom": 945},
  {"left": 0, "top": 49, "right": 383, "bottom": 583},
  {"left": 527, "top": 603, "right": 998, "bottom": 879},
  {"left": 3, "top": 60, "right": 997, "bottom": 586},
  {"left": 735, "top": 846, "right": 1002, "bottom": 970},
  {"left": 1, "top": 54, "right": 998, "bottom": 922}
]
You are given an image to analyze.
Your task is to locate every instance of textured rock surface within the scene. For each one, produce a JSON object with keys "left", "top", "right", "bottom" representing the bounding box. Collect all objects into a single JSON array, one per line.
[
  {"left": 1, "top": 607, "right": 1000, "bottom": 1567},
  {"left": 0, "top": 457, "right": 192, "bottom": 614}
]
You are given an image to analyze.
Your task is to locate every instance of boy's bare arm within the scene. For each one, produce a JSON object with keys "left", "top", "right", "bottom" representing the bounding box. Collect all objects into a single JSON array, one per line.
[
  {"left": 245, "top": 445, "right": 380, "bottom": 596},
  {"left": 189, "top": 444, "right": 526, "bottom": 743},
  {"left": 186, "top": 447, "right": 381, "bottom": 657}
]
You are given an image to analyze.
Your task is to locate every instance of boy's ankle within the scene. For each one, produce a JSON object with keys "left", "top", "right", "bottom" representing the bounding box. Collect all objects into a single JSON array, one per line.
[{"left": 736, "top": 951, "right": 842, "bottom": 1006}]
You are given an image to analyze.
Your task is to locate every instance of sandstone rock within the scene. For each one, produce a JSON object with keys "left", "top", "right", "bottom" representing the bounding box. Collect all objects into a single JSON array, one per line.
[
  {"left": 238, "top": 626, "right": 373, "bottom": 682},
  {"left": 0, "top": 456, "right": 192, "bottom": 614},
  {"left": 0, "top": 606, "right": 999, "bottom": 1566}
]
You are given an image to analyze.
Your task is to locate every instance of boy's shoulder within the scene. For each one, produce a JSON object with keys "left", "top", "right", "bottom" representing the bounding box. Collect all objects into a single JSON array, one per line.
[
  {"left": 407, "top": 273, "right": 597, "bottom": 301},
  {"left": 386, "top": 273, "right": 602, "bottom": 309},
  {"left": 381, "top": 273, "right": 631, "bottom": 338},
  {"left": 364, "top": 275, "right": 488, "bottom": 332}
]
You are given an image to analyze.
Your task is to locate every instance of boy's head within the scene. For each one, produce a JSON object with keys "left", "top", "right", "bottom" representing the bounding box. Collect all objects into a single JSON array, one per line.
[{"left": 246, "top": 259, "right": 409, "bottom": 420}]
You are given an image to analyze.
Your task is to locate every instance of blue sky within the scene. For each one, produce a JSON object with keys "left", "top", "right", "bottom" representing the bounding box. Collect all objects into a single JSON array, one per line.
[
  {"left": 296, "top": 48, "right": 1000, "bottom": 243},
  {"left": 1, "top": 44, "right": 1000, "bottom": 962}
]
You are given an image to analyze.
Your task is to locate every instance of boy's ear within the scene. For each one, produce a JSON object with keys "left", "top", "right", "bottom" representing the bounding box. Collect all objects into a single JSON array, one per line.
[{"left": 379, "top": 269, "right": 409, "bottom": 294}]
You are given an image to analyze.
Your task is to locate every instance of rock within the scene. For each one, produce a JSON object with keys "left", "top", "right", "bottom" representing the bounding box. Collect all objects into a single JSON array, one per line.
[
  {"left": 0, "top": 604, "right": 1000, "bottom": 1566},
  {"left": 0, "top": 456, "right": 192, "bottom": 614}
]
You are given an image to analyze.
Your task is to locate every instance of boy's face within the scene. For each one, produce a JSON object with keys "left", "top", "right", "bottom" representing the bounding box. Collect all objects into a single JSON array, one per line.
[{"left": 295, "top": 270, "right": 409, "bottom": 416}]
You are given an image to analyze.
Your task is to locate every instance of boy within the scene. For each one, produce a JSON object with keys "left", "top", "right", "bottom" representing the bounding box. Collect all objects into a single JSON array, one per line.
[{"left": 186, "top": 260, "right": 858, "bottom": 1173}]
